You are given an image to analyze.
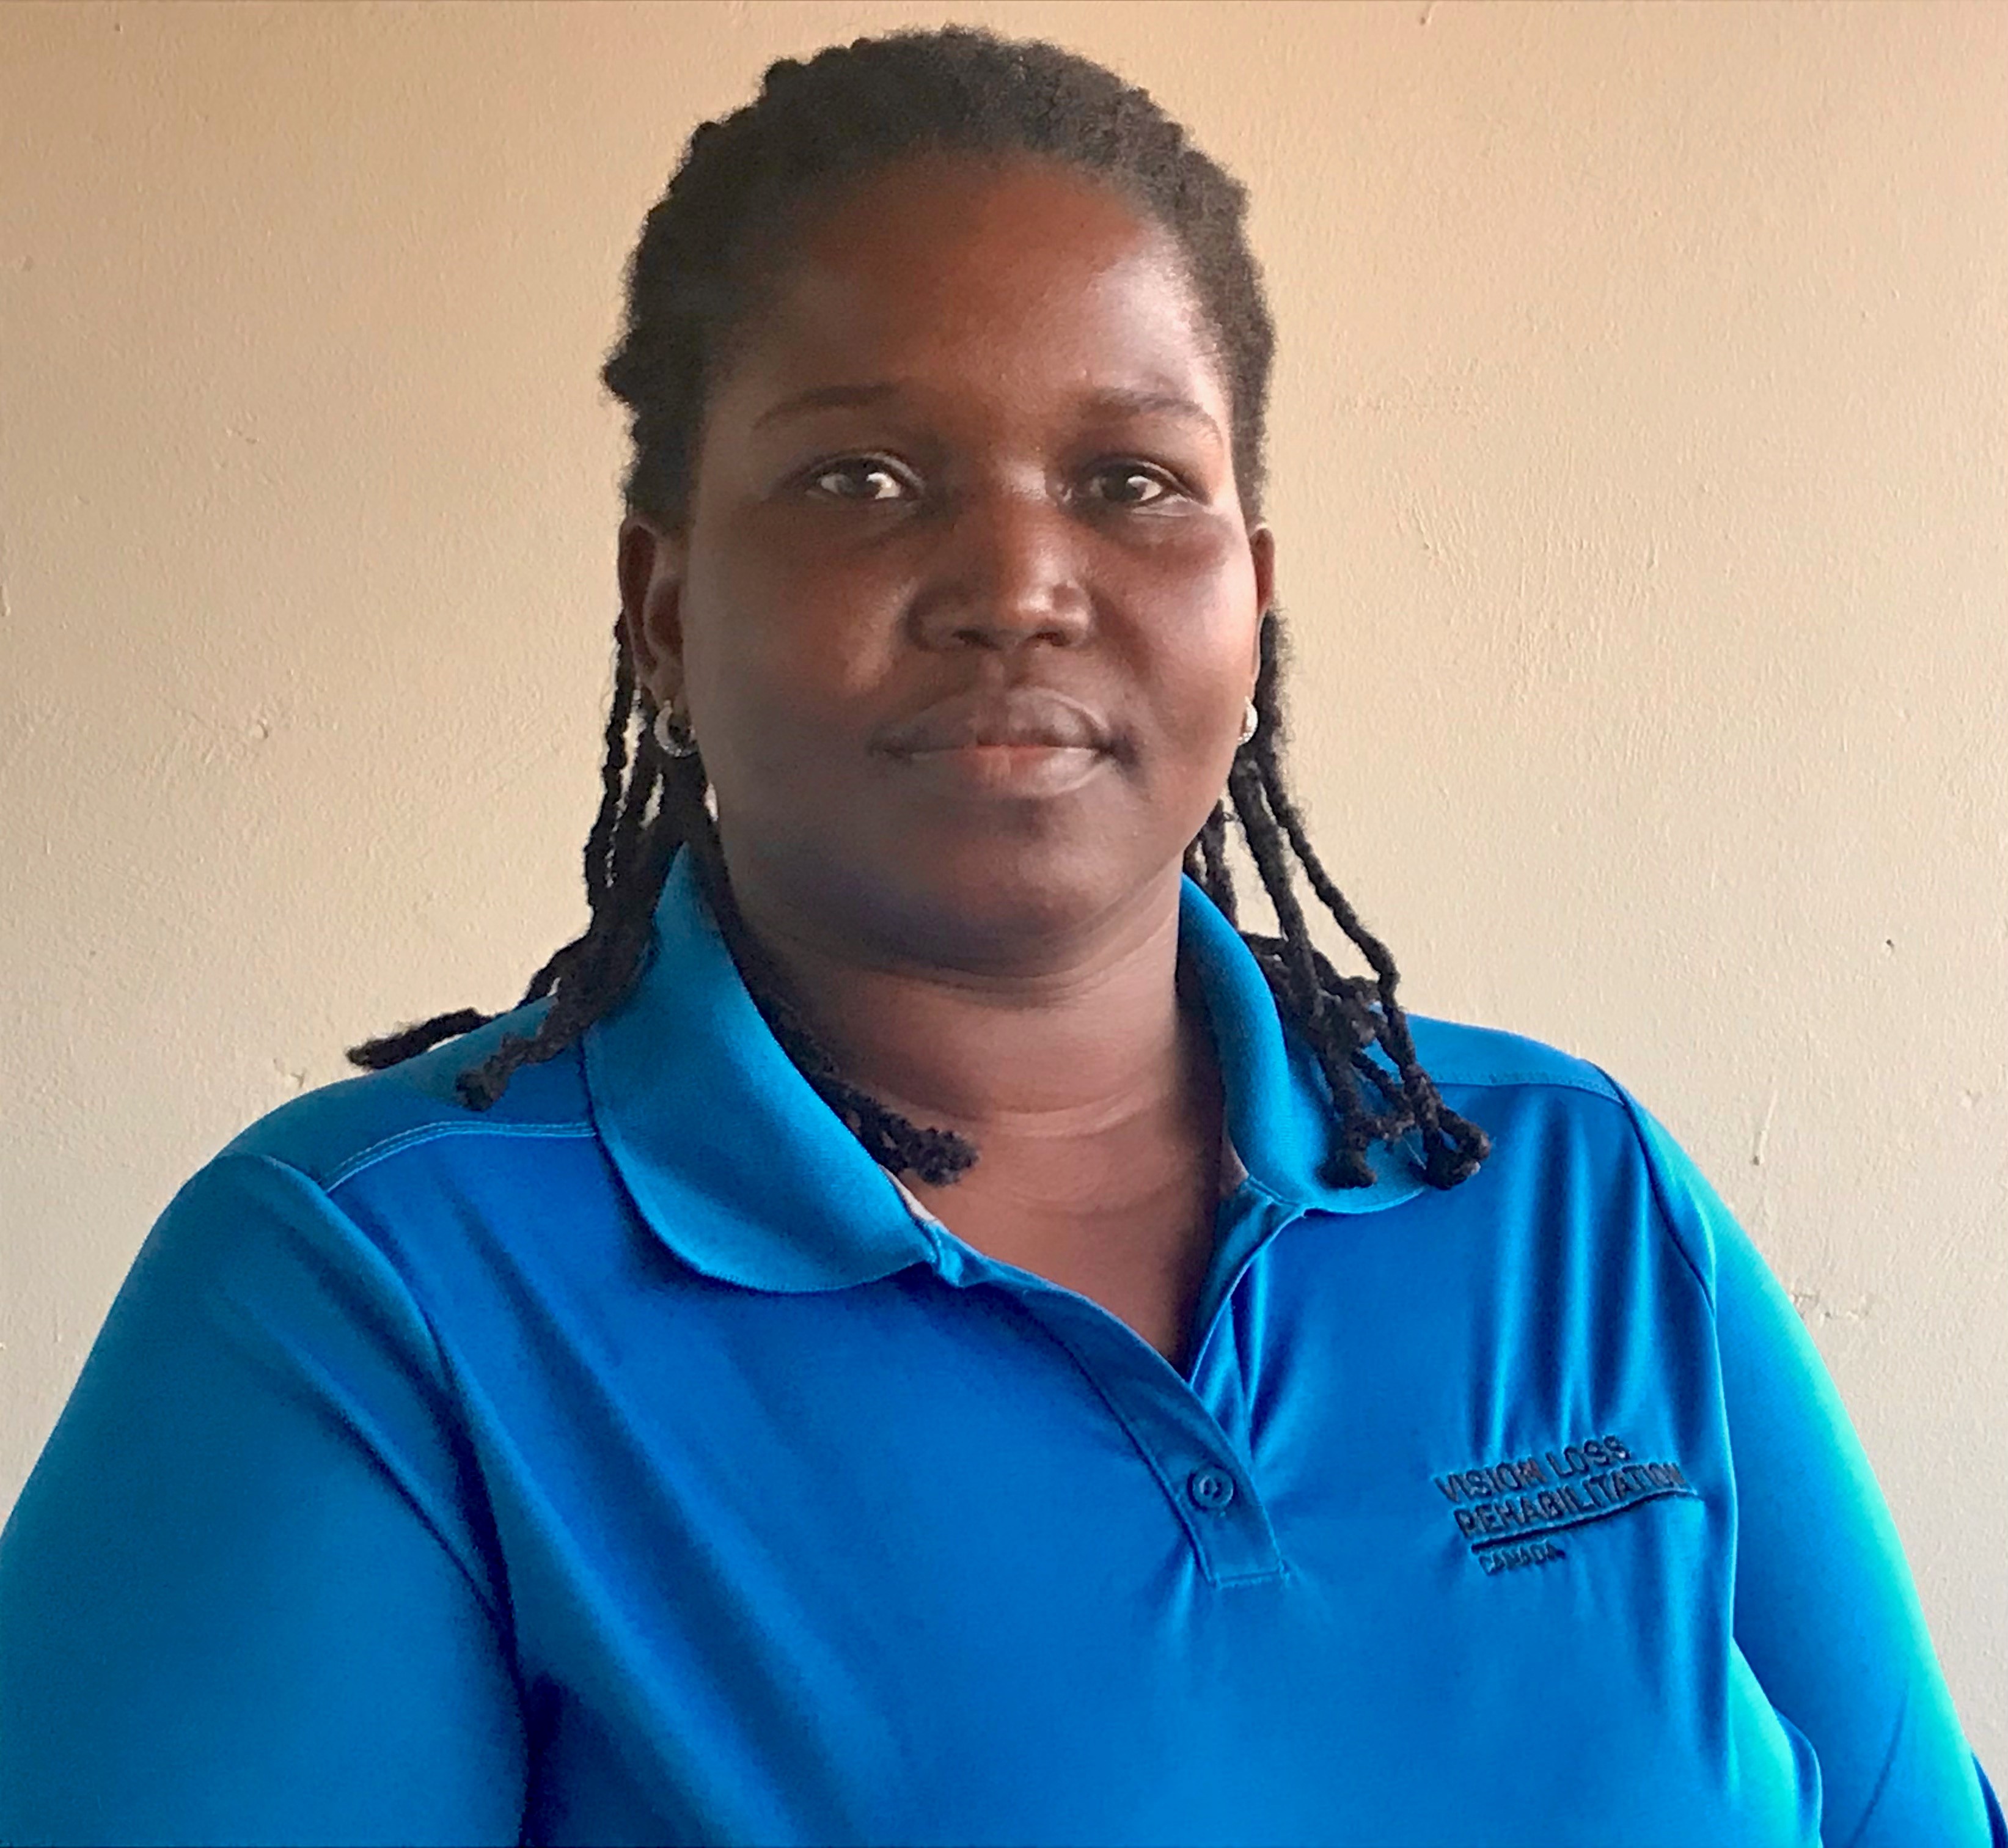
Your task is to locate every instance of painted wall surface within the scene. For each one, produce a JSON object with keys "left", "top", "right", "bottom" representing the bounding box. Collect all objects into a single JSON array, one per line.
[{"left": 3, "top": 0, "right": 2003, "bottom": 1760}]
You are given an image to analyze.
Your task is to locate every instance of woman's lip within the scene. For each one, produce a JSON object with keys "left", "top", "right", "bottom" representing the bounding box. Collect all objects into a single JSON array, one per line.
[
  {"left": 877, "top": 686, "right": 1112, "bottom": 756},
  {"left": 889, "top": 741, "right": 1108, "bottom": 796}
]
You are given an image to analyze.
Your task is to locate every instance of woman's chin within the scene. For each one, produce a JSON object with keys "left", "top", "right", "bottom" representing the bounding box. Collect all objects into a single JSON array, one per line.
[
  {"left": 724, "top": 791, "right": 1189, "bottom": 974},
  {"left": 856, "top": 837, "right": 1179, "bottom": 974}
]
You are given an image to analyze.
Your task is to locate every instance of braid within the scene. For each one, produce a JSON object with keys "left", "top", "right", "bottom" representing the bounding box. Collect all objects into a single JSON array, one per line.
[
  {"left": 348, "top": 623, "right": 676, "bottom": 1105},
  {"left": 585, "top": 615, "right": 637, "bottom": 910},
  {"left": 1184, "top": 801, "right": 1237, "bottom": 924},
  {"left": 347, "top": 24, "right": 1488, "bottom": 1193},
  {"left": 1222, "top": 613, "right": 1492, "bottom": 1189},
  {"left": 673, "top": 797, "right": 978, "bottom": 1187}
]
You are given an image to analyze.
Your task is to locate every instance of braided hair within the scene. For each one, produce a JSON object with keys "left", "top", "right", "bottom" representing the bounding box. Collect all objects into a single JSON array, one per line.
[{"left": 349, "top": 25, "right": 1491, "bottom": 1194}]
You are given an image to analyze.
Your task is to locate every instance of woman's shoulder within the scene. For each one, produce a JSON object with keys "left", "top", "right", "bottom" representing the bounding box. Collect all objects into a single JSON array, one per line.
[
  {"left": 216, "top": 997, "right": 593, "bottom": 1197},
  {"left": 1400, "top": 1013, "right": 1627, "bottom": 1108},
  {"left": 1387, "top": 1013, "right": 1729, "bottom": 1300}
]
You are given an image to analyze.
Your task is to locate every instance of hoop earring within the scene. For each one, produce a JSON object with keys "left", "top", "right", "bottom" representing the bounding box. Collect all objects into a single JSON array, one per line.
[{"left": 652, "top": 703, "right": 698, "bottom": 758}]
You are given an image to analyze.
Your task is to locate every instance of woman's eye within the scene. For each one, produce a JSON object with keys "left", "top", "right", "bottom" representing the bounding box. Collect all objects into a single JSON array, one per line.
[
  {"left": 805, "top": 459, "right": 911, "bottom": 502},
  {"left": 1086, "top": 465, "right": 1177, "bottom": 507}
]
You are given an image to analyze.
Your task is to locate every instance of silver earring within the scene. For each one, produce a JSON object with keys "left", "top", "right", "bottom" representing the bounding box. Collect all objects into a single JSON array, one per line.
[
  {"left": 652, "top": 703, "right": 698, "bottom": 758},
  {"left": 1236, "top": 699, "right": 1259, "bottom": 747}
]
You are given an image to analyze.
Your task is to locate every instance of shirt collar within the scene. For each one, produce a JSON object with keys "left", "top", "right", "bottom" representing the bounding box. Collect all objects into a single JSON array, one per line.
[{"left": 582, "top": 853, "right": 1427, "bottom": 1294}]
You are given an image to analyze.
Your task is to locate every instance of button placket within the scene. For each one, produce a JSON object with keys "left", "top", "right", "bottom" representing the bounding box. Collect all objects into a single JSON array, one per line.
[
  {"left": 918, "top": 1192, "right": 1289, "bottom": 1583},
  {"left": 995, "top": 1285, "right": 1281, "bottom": 1583}
]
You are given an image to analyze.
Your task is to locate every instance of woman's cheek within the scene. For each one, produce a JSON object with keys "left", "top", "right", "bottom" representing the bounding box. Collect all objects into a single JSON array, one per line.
[{"left": 695, "top": 573, "right": 892, "bottom": 728}]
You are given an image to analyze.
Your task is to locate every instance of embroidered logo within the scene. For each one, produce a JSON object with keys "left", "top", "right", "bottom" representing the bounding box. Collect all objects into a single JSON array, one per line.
[{"left": 1432, "top": 1434, "right": 1699, "bottom": 1574}]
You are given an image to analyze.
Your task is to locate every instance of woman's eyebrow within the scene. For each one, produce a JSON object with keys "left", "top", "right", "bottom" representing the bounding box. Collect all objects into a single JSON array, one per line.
[
  {"left": 1079, "top": 387, "right": 1222, "bottom": 442},
  {"left": 750, "top": 381, "right": 1222, "bottom": 441},
  {"left": 753, "top": 383, "right": 900, "bottom": 430}
]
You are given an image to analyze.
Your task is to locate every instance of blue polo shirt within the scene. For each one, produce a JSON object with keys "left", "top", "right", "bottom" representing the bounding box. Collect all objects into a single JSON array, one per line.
[{"left": 1, "top": 857, "right": 1999, "bottom": 1847}]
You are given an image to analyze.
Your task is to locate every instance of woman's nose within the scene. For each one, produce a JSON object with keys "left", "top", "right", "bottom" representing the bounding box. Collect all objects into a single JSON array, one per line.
[{"left": 907, "top": 488, "right": 1093, "bottom": 652}]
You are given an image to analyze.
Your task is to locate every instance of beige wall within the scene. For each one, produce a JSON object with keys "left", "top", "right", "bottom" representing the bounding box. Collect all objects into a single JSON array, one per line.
[{"left": 3, "top": 0, "right": 2003, "bottom": 1756}]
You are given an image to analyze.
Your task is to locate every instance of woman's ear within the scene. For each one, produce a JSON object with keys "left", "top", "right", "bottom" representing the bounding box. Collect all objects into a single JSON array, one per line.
[
  {"left": 618, "top": 513, "right": 689, "bottom": 710},
  {"left": 1248, "top": 523, "right": 1276, "bottom": 686}
]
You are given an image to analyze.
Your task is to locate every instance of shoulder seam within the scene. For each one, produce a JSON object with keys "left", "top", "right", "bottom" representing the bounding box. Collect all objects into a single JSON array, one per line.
[
  {"left": 211, "top": 1151, "right": 521, "bottom": 1640},
  {"left": 321, "top": 1119, "right": 599, "bottom": 1192},
  {"left": 1593, "top": 1067, "right": 1717, "bottom": 1310},
  {"left": 1433, "top": 1066, "right": 1622, "bottom": 1104}
]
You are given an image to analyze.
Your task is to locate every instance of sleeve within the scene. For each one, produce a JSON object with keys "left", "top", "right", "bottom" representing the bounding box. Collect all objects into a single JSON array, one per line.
[
  {"left": 0, "top": 1152, "right": 529, "bottom": 1847},
  {"left": 1628, "top": 1104, "right": 2005, "bottom": 1848}
]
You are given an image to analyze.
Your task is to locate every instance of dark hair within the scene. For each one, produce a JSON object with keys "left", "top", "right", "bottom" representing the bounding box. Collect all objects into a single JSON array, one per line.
[{"left": 350, "top": 24, "right": 1490, "bottom": 1193}]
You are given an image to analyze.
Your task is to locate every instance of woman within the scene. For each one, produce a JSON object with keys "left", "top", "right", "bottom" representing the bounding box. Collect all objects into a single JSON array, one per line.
[{"left": 0, "top": 26, "right": 1998, "bottom": 1847}]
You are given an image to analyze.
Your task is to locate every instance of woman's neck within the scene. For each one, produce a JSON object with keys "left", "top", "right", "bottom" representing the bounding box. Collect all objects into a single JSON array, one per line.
[
  {"left": 731, "top": 870, "right": 1195, "bottom": 1143},
  {"left": 721, "top": 854, "right": 1226, "bottom": 1363}
]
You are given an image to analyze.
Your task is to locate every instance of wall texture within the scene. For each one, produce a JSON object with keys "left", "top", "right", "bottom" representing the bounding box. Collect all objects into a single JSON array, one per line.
[{"left": 3, "top": 0, "right": 2003, "bottom": 1759}]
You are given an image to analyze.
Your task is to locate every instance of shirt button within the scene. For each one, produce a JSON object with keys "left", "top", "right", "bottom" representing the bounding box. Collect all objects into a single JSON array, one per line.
[{"left": 1187, "top": 1465, "right": 1237, "bottom": 1511}]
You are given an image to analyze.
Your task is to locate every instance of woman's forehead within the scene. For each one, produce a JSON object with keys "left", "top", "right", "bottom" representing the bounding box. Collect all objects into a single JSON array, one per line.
[{"left": 708, "top": 156, "right": 1229, "bottom": 435}]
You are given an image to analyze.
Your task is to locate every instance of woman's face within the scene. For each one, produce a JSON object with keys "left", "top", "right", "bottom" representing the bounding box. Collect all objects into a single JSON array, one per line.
[{"left": 623, "top": 153, "right": 1273, "bottom": 966}]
